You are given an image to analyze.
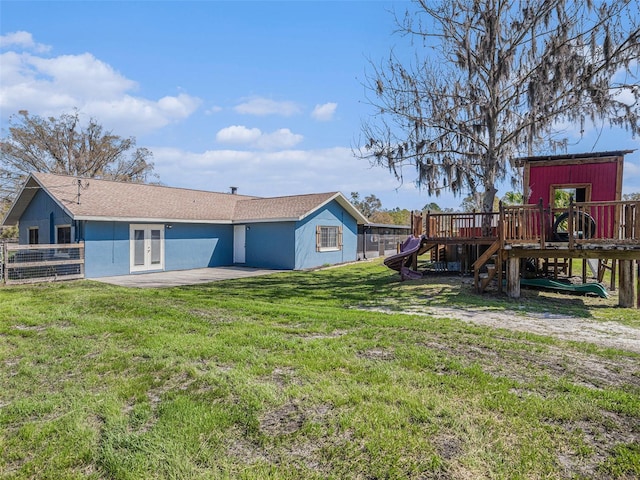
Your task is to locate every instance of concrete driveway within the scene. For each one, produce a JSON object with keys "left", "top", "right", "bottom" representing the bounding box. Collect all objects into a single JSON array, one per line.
[{"left": 92, "top": 266, "right": 283, "bottom": 288}]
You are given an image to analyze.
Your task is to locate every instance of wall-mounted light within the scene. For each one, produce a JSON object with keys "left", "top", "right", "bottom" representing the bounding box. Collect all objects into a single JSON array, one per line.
[{"left": 165, "top": 224, "right": 173, "bottom": 229}]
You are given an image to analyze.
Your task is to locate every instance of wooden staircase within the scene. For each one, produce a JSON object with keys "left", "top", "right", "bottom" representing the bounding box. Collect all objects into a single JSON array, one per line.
[{"left": 472, "top": 239, "right": 503, "bottom": 293}]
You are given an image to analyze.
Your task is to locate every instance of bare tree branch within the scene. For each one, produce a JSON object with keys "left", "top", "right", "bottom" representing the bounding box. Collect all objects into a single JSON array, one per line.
[
  {"left": 0, "top": 110, "right": 157, "bottom": 203},
  {"left": 355, "top": 0, "right": 640, "bottom": 213}
]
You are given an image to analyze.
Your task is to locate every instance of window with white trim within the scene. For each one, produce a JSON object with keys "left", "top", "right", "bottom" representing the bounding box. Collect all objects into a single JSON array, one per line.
[{"left": 316, "top": 225, "right": 342, "bottom": 252}]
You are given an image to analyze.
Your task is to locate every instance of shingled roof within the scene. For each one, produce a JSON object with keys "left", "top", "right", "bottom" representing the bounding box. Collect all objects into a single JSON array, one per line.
[
  {"left": 3, "top": 172, "right": 368, "bottom": 225},
  {"left": 234, "top": 193, "right": 344, "bottom": 222}
]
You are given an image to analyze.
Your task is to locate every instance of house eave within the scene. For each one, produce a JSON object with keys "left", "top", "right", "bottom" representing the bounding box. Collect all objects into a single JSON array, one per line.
[
  {"left": 298, "top": 193, "right": 369, "bottom": 225},
  {"left": 75, "top": 216, "right": 232, "bottom": 224},
  {"left": 233, "top": 217, "right": 299, "bottom": 224},
  {"left": 2, "top": 174, "right": 76, "bottom": 226}
]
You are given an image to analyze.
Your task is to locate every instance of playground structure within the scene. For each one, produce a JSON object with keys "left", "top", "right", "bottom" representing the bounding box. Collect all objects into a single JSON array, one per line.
[{"left": 384, "top": 150, "right": 640, "bottom": 308}]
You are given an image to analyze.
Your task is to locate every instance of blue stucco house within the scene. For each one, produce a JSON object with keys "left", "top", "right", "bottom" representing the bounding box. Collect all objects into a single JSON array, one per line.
[{"left": 2, "top": 172, "right": 369, "bottom": 278}]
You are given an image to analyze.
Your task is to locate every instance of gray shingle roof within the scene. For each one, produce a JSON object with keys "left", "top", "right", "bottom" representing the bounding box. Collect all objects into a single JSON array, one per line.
[
  {"left": 33, "top": 172, "right": 255, "bottom": 222},
  {"left": 3, "top": 172, "right": 368, "bottom": 225},
  {"left": 234, "top": 193, "right": 339, "bottom": 222}
]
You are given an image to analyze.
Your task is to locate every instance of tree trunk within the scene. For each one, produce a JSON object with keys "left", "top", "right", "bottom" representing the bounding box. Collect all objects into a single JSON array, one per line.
[{"left": 481, "top": 184, "right": 498, "bottom": 236}]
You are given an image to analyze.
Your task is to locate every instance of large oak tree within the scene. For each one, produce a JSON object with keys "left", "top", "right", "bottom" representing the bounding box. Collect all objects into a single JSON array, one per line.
[
  {"left": 1, "top": 110, "right": 156, "bottom": 203},
  {"left": 357, "top": 0, "right": 639, "bottom": 213}
]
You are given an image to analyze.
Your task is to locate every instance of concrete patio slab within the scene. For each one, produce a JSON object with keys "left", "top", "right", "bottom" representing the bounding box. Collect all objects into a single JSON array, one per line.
[{"left": 92, "top": 266, "right": 284, "bottom": 288}]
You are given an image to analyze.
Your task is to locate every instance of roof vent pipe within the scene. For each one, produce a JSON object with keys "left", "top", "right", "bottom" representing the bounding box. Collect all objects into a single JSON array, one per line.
[{"left": 230, "top": 186, "right": 238, "bottom": 195}]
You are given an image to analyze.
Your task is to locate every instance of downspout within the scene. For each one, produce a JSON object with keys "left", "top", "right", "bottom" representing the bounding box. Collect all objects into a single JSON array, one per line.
[{"left": 341, "top": 211, "right": 344, "bottom": 264}]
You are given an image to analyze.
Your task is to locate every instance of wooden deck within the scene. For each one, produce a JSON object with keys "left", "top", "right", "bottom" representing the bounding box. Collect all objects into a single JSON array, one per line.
[{"left": 416, "top": 200, "right": 640, "bottom": 307}]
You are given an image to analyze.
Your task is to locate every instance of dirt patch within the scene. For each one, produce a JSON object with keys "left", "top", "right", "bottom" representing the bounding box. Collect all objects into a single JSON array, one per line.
[
  {"left": 258, "top": 401, "right": 335, "bottom": 437},
  {"left": 358, "top": 301, "right": 639, "bottom": 478},
  {"left": 297, "top": 330, "right": 348, "bottom": 340},
  {"left": 433, "top": 434, "right": 463, "bottom": 461},
  {"left": 434, "top": 306, "right": 640, "bottom": 354},
  {"left": 358, "top": 348, "right": 395, "bottom": 361},
  {"left": 361, "top": 304, "right": 640, "bottom": 355},
  {"left": 260, "top": 402, "right": 306, "bottom": 436},
  {"left": 267, "top": 367, "right": 302, "bottom": 389},
  {"left": 420, "top": 337, "right": 640, "bottom": 390},
  {"left": 227, "top": 402, "right": 337, "bottom": 474},
  {"left": 554, "top": 412, "right": 639, "bottom": 478},
  {"left": 361, "top": 302, "right": 640, "bottom": 390}
]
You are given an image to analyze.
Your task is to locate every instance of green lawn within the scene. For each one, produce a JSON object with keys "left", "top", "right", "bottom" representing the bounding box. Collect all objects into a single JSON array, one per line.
[{"left": 1, "top": 261, "right": 638, "bottom": 479}]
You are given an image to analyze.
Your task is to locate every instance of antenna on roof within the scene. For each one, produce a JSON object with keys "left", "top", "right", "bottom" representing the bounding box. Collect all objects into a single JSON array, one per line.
[
  {"left": 76, "top": 178, "right": 89, "bottom": 204},
  {"left": 230, "top": 186, "right": 238, "bottom": 195}
]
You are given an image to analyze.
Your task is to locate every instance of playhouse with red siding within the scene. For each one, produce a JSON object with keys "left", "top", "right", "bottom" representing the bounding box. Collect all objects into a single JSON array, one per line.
[{"left": 521, "top": 150, "right": 627, "bottom": 207}]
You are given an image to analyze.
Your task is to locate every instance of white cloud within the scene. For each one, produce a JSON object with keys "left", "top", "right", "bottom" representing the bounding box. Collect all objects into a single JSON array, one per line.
[
  {"left": 0, "top": 31, "right": 51, "bottom": 53},
  {"left": 150, "top": 145, "right": 440, "bottom": 210},
  {"left": 157, "top": 94, "right": 201, "bottom": 118},
  {"left": 623, "top": 156, "right": 640, "bottom": 194},
  {"left": 31, "top": 53, "right": 138, "bottom": 99},
  {"left": 0, "top": 39, "right": 201, "bottom": 135},
  {"left": 205, "top": 105, "right": 223, "bottom": 115},
  {"left": 216, "top": 125, "right": 303, "bottom": 150},
  {"left": 83, "top": 93, "right": 201, "bottom": 134},
  {"left": 257, "top": 128, "right": 303, "bottom": 149},
  {"left": 624, "top": 160, "right": 640, "bottom": 176},
  {"left": 311, "top": 102, "right": 337, "bottom": 121},
  {"left": 216, "top": 125, "right": 262, "bottom": 145},
  {"left": 234, "top": 96, "right": 301, "bottom": 116},
  {"left": 611, "top": 86, "right": 637, "bottom": 107}
]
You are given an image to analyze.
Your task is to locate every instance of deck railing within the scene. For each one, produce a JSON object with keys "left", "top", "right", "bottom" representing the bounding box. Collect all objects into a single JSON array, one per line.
[
  {"left": 501, "top": 201, "right": 546, "bottom": 247},
  {"left": 424, "top": 211, "right": 499, "bottom": 241},
  {"left": 501, "top": 200, "right": 640, "bottom": 246},
  {"left": 420, "top": 200, "right": 640, "bottom": 248}
]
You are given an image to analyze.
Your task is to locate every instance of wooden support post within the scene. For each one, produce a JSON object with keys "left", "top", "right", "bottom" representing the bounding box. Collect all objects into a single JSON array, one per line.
[
  {"left": 507, "top": 256, "right": 521, "bottom": 298},
  {"left": 568, "top": 257, "right": 572, "bottom": 277},
  {"left": 538, "top": 199, "right": 545, "bottom": 248},
  {"left": 637, "top": 260, "right": 640, "bottom": 309},
  {"left": 568, "top": 198, "right": 575, "bottom": 250},
  {"left": 497, "top": 250, "right": 503, "bottom": 294},
  {"left": 611, "top": 259, "right": 617, "bottom": 291},
  {"left": 582, "top": 259, "right": 587, "bottom": 284},
  {"left": 618, "top": 260, "right": 636, "bottom": 308},
  {"left": 425, "top": 211, "right": 431, "bottom": 238}
]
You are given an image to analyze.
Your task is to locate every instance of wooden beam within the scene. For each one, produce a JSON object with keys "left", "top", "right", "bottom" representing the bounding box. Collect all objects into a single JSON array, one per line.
[
  {"left": 506, "top": 249, "right": 640, "bottom": 261},
  {"left": 618, "top": 260, "right": 636, "bottom": 308},
  {"left": 527, "top": 156, "right": 623, "bottom": 168},
  {"left": 615, "top": 155, "right": 624, "bottom": 202},
  {"left": 523, "top": 162, "right": 531, "bottom": 203},
  {"left": 611, "top": 259, "right": 617, "bottom": 291},
  {"left": 507, "top": 257, "right": 521, "bottom": 298},
  {"left": 637, "top": 260, "right": 640, "bottom": 308}
]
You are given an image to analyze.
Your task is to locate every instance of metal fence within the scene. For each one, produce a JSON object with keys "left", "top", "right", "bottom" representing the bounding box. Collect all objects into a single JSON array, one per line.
[
  {"left": 2, "top": 242, "right": 85, "bottom": 285},
  {"left": 358, "top": 225, "right": 411, "bottom": 260}
]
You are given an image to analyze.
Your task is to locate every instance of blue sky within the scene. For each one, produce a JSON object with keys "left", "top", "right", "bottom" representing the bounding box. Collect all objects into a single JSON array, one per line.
[{"left": 1, "top": 0, "right": 639, "bottom": 211}]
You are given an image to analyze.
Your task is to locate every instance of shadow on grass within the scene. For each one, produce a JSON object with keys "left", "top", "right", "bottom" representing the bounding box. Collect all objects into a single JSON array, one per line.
[
  {"left": 174, "top": 261, "right": 610, "bottom": 319},
  {"left": 3, "top": 260, "right": 620, "bottom": 321},
  {"left": 179, "top": 262, "right": 398, "bottom": 306}
]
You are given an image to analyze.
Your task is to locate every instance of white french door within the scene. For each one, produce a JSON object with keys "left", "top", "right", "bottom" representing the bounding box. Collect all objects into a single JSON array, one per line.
[{"left": 130, "top": 224, "right": 164, "bottom": 272}]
